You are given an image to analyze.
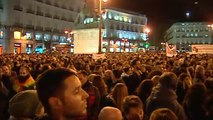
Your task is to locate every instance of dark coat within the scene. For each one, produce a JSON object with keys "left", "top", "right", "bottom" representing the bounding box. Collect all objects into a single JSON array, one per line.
[{"left": 146, "top": 84, "right": 187, "bottom": 120}]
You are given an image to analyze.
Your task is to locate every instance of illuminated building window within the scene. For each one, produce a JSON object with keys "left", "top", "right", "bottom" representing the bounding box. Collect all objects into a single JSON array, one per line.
[
  {"left": 191, "top": 33, "right": 193, "bottom": 37},
  {"left": 114, "top": 15, "right": 119, "bottom": 20},
  {"left": 195, "top": 33, "right": 198, "bottom": 37},
  {"left": 124, "top": 17, "right": 128, "bottom": 22},
  {"left": 0, "top": 31, "right": 3, "bottom": 39},
  {"left": 205, "top": 35, "right": 209, "bottom": 38},
  {"left": 133, "top": 35, "right": 136, "bottom": 40},
  {"left": 14, "top": 31, "right": 21, "bottom": 39},
  {"left": 119, "top": 33, "right": 123, "bottom": 38},
  {"left": 44, "top": 34, "right": 51, "bottom": 41},
  {"left": 128, "top": 19, "right": 132, "bottom": 23},
  {"left": 52, "top": 35, "right": 59, "bottom": 41},
  {"left": 59, "top": 36, "right": 66, "bottom": 43},
  {"left": 119, "top": 16, "right": 123, "bottom": 21},
  {"left": 35, "top": 33, "right": 42, "bottom": 40},
  {"left": 102, "top": 14, "right": 107, "bottom": 19},
  {"left": 26, "top": 33, "right": 33, "bottom": 40},
  {"left": 108, "top": 13, "right": 112, "bottom": 19}
]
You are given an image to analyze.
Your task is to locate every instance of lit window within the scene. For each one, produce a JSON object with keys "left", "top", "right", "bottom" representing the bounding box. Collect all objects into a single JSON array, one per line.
[
  {"left": 128, "top": 19, "right": 132, "bottom": 23},
  {"left": 52, "top": 35, "right": 59, "bottom": 41},
  {"left": 195, "top": 33, "right": 198, "bottom": 37},
  {"left": 14, "top": 31, "right": 21, "bottom": 39},
  {"left": 0, "top": 31, "right": 3, "bottom": 39},
  {"left": 119, "top": 16, "right": 123, "bottom": 21},
  {"left": 26, "top": 33, "right": 33, "bottom": 40},
  {"left": 35, "top": 33, "right": 42, "bottom": 40},
  {"left": 108, "top": 13, "right": 112, "bottom": 19},
  {"left": 119, "top": 33, "right": 123, "bottom": 38},
  {"left": 44, "top": 34, "right": 51, "bottom": 41},
  {"left": 124, "top": 17, "right": 128, "bottom": 22},
  {"left": 114, "top": 15, "right": 119, "bottom": 20},
  {"left": 102, "top": 14, "right": 107, "bottom": 19},
  {"left": 59, "top": 36, "right": 66, "bottom": 43},
  {"left": 205, "top": 35, "right": 209, "bottom": 37},
  {"left": 191, "top": 33, "right": 193, "bottom": 37}
]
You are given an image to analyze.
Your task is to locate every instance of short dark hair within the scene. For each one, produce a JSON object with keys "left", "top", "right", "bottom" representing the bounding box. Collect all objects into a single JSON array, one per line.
[
  {"left": 122, "top": 95, "right": 143, "bottom": 115},
  {"left": 159, "top": 72, "right": 178, "bottom": 90},
  {"left": 36, "top": 68, "right": 77, "bottom": 113},
  {"left": 112, "top": 69, "right": 122, "bottom": 79},
  {"left": 131, "top": 59, "right": 139, "bottom": 66}
]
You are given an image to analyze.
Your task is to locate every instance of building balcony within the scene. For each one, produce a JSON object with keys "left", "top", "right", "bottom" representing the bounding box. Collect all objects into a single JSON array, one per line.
[
  {"left": 53, "top": 29, "right": 60, "bottom": 33},
  {"left": 61, "top": 5, "right": 67, "bottom": 10},
  {"left": 45, "top": 27, "right": 52, "bottom": 32},
  {"left": 13, "top": 23, "right": 23, "bottom": 28},
  {"left": 36, "top": 11, "right": 44, "bottom": 16},
  {"left": 54, "top": 3, "right": 59, "bottom": 7},
  {"left": 45, "top": 0, "right": 52, "bottom": 5},
  {"left": 13, "top": 5, "right": 23, "bottom": 11},
  {"left": 35, "top": 26, "right": 43, "bottom": 31},
  {"left": 45, "top": 13, "right": 52, "bottom": 18},
  {"left": 26, "top": 9, "right": 35, "bottom": 14},
  {"left": 36, "top": 0, "right": 43, "bottom": 3},
  {"left": 68, "top": 18, "right": 74, "bottom": 22},
  {"left": 61, "top": 17, "right": 67, "bottom": 21},
  {"left": 26, "top": 25, "right": 34, "bottom": 30},
  {"left": 53, "top": 15, "right": 60, "bottom": 20}
]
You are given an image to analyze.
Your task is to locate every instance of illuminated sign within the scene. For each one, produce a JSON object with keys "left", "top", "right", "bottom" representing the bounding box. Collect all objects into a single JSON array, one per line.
[
  {"left": 14, "top": 31, "right": 21, "bottom": 39},
  {"left": 14, "top": 43, "right": 21, "bottom": 47}
]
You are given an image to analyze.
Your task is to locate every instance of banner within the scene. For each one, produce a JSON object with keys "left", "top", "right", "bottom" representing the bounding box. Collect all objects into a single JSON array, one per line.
[
  {"left": 191, "top": 45, "right": 213, "bottom": 54},
  {"left": 166, "top": 43, "right": 177, "bottom": 57}
]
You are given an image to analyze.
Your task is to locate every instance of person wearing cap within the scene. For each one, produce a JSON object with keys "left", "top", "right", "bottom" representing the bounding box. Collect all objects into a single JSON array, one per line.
[{"left": 8, "top": 90, "right": 44, "bottom": 120}]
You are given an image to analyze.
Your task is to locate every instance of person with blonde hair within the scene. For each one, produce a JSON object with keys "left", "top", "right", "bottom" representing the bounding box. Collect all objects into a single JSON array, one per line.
[{"left": 149, "top": 108, "right": 178, "bottom": 120}]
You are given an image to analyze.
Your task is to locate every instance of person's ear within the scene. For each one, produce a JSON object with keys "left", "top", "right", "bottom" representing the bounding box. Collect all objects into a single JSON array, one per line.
[{"left": 48, "top": 97, "right": 62, "bottom": 109}]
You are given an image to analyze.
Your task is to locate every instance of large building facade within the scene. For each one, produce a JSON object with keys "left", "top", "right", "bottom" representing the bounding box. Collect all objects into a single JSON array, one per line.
[
  {"left": 0, "top": 0, "right": 85, "bottom": 54},
  {"left": 164, "top": 22, "right": 213, "bottom": 51},
  {"left": 83, "top": 8, "right": 148, "bottom": 52}
]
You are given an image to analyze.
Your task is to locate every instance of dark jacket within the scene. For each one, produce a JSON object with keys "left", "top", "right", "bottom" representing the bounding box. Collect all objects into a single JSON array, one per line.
[{"left": 146, "top": 84, "right": 187, "bottom": 120}]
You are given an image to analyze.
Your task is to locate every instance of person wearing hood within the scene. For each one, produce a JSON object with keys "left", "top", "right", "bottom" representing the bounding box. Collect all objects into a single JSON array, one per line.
[{"left": 145, "top": 72, "right": 187, "bottom": 120}]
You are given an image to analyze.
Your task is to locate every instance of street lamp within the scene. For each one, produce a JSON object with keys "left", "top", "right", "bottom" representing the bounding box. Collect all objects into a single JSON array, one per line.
[{"left": 98, "top": 0, "right": 108, "bottom": 54}]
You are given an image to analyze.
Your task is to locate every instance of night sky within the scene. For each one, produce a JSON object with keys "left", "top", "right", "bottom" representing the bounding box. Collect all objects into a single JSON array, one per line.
[{"left": 108, "top": 0, "right": 213, "bottom": 46}]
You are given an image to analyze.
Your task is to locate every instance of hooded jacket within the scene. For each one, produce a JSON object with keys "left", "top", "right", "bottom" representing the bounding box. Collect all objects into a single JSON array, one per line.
[{"left": 146, "top": 84, "right": 187, "bottom": 120}]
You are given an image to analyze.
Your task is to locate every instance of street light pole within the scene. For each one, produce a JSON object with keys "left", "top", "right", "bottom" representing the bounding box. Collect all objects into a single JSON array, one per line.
[{"left": 98, "top": 0, "right": 103, "bottom": 54}]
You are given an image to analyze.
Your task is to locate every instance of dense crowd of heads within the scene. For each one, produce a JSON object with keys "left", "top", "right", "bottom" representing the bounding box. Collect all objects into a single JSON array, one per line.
[{"left": 0, "top": 51, "right": 212, "bottom": 120}]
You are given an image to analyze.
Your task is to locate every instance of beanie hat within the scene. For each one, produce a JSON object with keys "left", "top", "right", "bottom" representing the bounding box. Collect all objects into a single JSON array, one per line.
[
  {"left": 159, "top": 72, "right": 178, "bottom": 90},
  {"left": 8, "top": 90, "right": 43, "bottom": 118}
]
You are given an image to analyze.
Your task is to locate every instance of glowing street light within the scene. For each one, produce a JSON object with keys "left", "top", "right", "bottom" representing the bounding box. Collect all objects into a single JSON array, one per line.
[{"left": 144, "top": 28, "right": 150, "bottom": 34}]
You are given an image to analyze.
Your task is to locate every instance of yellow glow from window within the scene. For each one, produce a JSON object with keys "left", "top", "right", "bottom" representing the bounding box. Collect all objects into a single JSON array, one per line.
[
  {"left": 124, "top": 17, "right": 128, "bottom": 22},
  {"left": 14, "top": 31, "right": 21, "bottom": 39}
]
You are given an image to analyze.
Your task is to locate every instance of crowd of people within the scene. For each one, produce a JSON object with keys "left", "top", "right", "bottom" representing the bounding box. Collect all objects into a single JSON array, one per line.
[{"left": 0, "top": 51, "right": 212, "bottom": 120}]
